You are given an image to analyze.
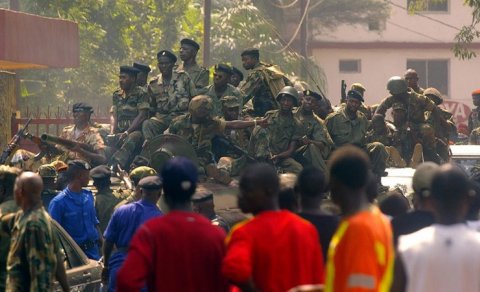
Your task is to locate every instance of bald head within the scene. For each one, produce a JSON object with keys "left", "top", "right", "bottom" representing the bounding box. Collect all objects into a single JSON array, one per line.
[{"left": 14, "top": 172, "right": 43, "bottom": 209}]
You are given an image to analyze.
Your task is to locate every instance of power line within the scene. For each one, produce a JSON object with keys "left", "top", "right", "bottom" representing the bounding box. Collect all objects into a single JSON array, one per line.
[
  {"left": 387, "top": 0, "right": 461, "bottom": 31},
  {"left": 267, "top": 0, "right": 301, "bottom": 9},
  {"left": 387, "top": 20, "right": 447, "bottom": 42}
]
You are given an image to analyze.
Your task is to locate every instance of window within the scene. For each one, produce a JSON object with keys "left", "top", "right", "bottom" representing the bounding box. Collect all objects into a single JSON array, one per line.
[
  {"left": 406, "top": 59, "right": 449, "bottom": 95},
  {"left": 339, "top": 60, "right": 361, "bottom": 73},
  {"left": 407, "top": 0, "right": 448, "bottom": 12}
]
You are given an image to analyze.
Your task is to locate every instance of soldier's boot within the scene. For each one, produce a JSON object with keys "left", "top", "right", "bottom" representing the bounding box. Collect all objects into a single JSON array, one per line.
[
  {"left": 205, "top": 163, "right": 232, "bottom": 185},
  {"left": 386, "top": 146, "right": 407, "bottom": 168},
  {"left": 409, "top": 143, "right": 424, "bottom": 168}
]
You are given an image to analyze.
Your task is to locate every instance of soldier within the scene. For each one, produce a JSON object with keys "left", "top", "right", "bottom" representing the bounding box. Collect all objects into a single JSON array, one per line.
[
  {"left": 230, "top": 66, "right": 244, "bottom": 87},
  {"left": 177, "top": 38, "right": 209, "bottom": 89},
  {"left": 197, "top": 64, "right": 243, "bottom": 117},
  {"left": 54, "top": 102, "right": 107, "bottom": 166},
  {"left": 469, "top": 127, "right": 480, "bottom": 145},
  {"left": 404, "top": 68, "right": 424, "bottom": 94},
  {"left": 375, "top": 76, "right": 442, "bottom": 132},
  {"left": 313, "top": 95, "right": 334, "bottom": 120},
  {"left": 192, "top": 186, "right": 230, "bottom": 233},
  {"left": 468, "top": 89, "right": 480, "bottom": 133},
  {"left": 240, "top": 48, "right": 290, "bottom": 117},
  {"left": 143, "top": 50, "right": 196, "bottom": 141},
  {"left": 168, "top": 95, "right": 267, "bottom": 183},
  {"left": 90, "top": 165, "right": 122, "bottom": 233},
  {"left": 350, "top": 83, "right": 372, "bottom": 119},
  {"left": 215, "top": 96, "right": 269, "bottom": 178},
  {"left": 6, "top": 172, "right": 69, "bottom": 292},
  {"left": 326, "top": 90, "right": 388, "bottom": 179},
  {"left": 367, "top": 114, "right": 406, "bottom": 168},
  {"left": 110, "top": 66, "right": 149, "bottom": 169},
  {"left": 293, "top": 90, "right": 333, "bottom": 172},
  {"left": 417, "top": 124, "right": 450, "bottom": 165},
  {"left": 114, "top": 166, "right": 157, "bottom": 210},
  {"left": 37, "top": 164, "right": 58, "bottom": 209},
  {"left": 424, "top": 87, "right": 456, "bottom": 142},
  {"left": 390, "top": 103, "right": 423, "bottom": 168},
  {"left": 261, "top": 86, "right": 305, "bottom": 174},
  {"left": 133, "top": 62, "right": 151, "bottom": 87},
  {"left": 0, "top": 165, "right": 21, "bottom": 292}
]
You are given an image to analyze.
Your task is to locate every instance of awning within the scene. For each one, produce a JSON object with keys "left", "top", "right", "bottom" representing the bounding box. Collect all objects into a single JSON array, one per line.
[{"left": 0, "top": 9, "right": 79, "bottom": 70}]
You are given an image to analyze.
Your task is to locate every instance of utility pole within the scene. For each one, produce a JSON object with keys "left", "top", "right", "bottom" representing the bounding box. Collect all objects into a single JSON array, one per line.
[
  {"left": 203, "top": 0, "right": 211, "bottom": 67},
  {"left": 299, "top": 0, "right": 308, "bottom": 78}
]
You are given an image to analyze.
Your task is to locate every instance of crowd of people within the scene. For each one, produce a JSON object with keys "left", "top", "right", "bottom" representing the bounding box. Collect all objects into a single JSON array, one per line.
[{"left": 2, "top": 37, "right": 480, "bottom": 291}]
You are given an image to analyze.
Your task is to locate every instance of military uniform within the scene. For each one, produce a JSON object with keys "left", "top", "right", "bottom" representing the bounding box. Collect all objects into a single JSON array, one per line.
[
  {"left": 470, "top": 127, "right": 480, "bottom": 145},
  {"left": 58, "top": 124, "right": 105, "bottom": 164},
  {"left": 240, "top": 62, "right": 280, "bottom": 117},
  {"left": 293, "top": 106, "right": 333, "bottom": 172},
  {"left": 143, "top": 71, "right": 196, "bottom": 140},
  {"left": 6, "top": 207, "right": 58, "bottom": 291},
  {"left": 325, "top": 107, "right": 388, "bottom": 176},
  {"left": 468, "top": 107, "right": 480, "bottom": 133},
  {"left": 262, "top": 109, "right": 304, "bottom": 174},
  {"left": 110, "top": 86, "right": 149, "bottom": 167},
  {"left": 375, "top": 89, "right": 438, "bottom": 127},
  {"left": 197, "top": 84, "right": 243, "bottom": 117},
  {"left": 176, "top": 63, "right": 209, "bottom": 89}
]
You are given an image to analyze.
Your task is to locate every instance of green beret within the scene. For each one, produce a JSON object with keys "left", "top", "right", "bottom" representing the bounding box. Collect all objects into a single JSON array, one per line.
[
  {"left": 129, "top": 166, "right": 157, "bottom": 183},
  {"left": 138, "top": 175, "right": 162, "bottom": 190},
  {"left": 241, "top": 48, "right": 260, "bottom": 59},
  {"left": 180, "top": 38, "right": 200, "bottom": 50},
  {"left": 90, "top": 165, "right": 111, "bottom": 179},
  {"left": 133, "top": 62, "right": 151, "bottom": 73},
  {"left": 156, "top": 50, "right": 177, "bottom": 63},
  {"left": 120, "top": 65, "right": 140, "bottom": 76},
  {"left": 215, "top": 64, "right": 233, "bottom": 75},
  {"left": 38, "top": 164, "right": 57, "bottom": 178}
]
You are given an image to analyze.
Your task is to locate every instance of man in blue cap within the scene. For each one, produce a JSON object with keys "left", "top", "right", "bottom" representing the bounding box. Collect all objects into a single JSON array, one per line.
[
  {"left": 117, "top": 157, "right": 228, "bottom": 291},
  {"left": 102, "top": 175, "right": 162, "bottom": 292}
]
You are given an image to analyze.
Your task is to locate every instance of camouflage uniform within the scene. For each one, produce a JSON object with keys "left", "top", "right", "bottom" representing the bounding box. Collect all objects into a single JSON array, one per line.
[
  {"left": 197, "top": 84, "right": 243, "bottom": 117},
  {"left": 110, "top": 86, "right": 150, "bottom": 167},
  {"left": 143, "top": 71, "right": 196, "bottom": 140},
  {"left": 6, "top": 207, "right": 59, "bottom": 291},
  {"left": 325, "top": 107, "right": 388, "bottom": 176},
  {"left": 168, "top": 113, "right": 226, "bottom": 169},
  {"left": 59, "top": 124, "right": 105, "bottom": 165},
  {"left": 176, "top": 63, "right": 209, "bottom": 89},
  {"left": 425, "top": 107, "right": 456, "bottom": 142},
  {"left": 375, "top": 89, "right": 439, "bottom": 128},
  {"left": 470, "top": 127, "right": 480, "bottom": 145},
  {"left": 95, "top": 189, "right": 123, "bottom": 233},
  {"left": 260, "top": 110, "right": 305, "bottom": 174},
  {"left": 293, "top": 106, "right": 333, "bottom": 172},
  {"left": 240, "top": 62, "right": 280, "bottom": 117}
]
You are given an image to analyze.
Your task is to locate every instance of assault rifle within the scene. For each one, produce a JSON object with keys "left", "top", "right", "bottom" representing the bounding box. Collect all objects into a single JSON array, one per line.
[
  {"left": 212, "top": 135, "right": 257, "bottom": 162},
  {"left": 0, "top": 118, "right": 32, "bottom": 164},
  {"left": 341, "top": 80, "right": 347, "bottom": 103},
  {"left": 40, "top": 133, "right": 95, "bottom": 152},
  {"left": 22, "top": 132, "right": 59, "bottom": 160}
]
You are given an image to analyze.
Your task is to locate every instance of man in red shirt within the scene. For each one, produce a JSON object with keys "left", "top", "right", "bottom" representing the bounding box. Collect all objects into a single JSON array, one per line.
[
  {"left": 325, "top": 145, "right": 394, "bottom": 292},
  {"left": 117, "top": 157, "right": 229, "bottom": 292},
  {"left": 222, "top": 163, "right": 324, "bottom": 292}
]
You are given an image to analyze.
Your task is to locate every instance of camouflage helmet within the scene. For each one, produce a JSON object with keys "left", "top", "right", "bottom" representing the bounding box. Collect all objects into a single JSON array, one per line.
[
  {"left": 350, "top": 83, "right": 366, "bottom": 95},
  {"left": 38, "top": 164, "right": 57, "bottom": 178},
  {"left": 276, "top": 86, "right": 299, "bottom": 106},
  {"left": 387, "top": 76, "right": 408, "bottom": 95},
  {"left": 189, "top": 95, "right": 214, "bottom": 115}
]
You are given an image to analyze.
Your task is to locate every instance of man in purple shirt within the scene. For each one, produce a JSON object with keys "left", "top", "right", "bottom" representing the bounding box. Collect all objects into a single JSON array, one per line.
[{"left": 102, "top": 175, "right": 163, "bottom": 292}]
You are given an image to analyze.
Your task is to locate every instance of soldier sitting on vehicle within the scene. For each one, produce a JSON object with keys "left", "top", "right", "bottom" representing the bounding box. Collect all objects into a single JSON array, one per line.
[
  {"left": 423, "top": 87, "right": 457, "bottom": 143},
  {"left": 168, "top": 95, "right": 267, "bottom": 184},
  {"left": 417, "top": 124, "right": 450, "bottom": 165},
  {"left": 109, "top": 66, "right": 149, "bottom": 170}
]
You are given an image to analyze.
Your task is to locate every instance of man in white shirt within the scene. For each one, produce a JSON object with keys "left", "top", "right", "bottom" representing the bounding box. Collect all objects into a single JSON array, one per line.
[{"left": 392, "top": 163, "right": 480, "bottom": 292}]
